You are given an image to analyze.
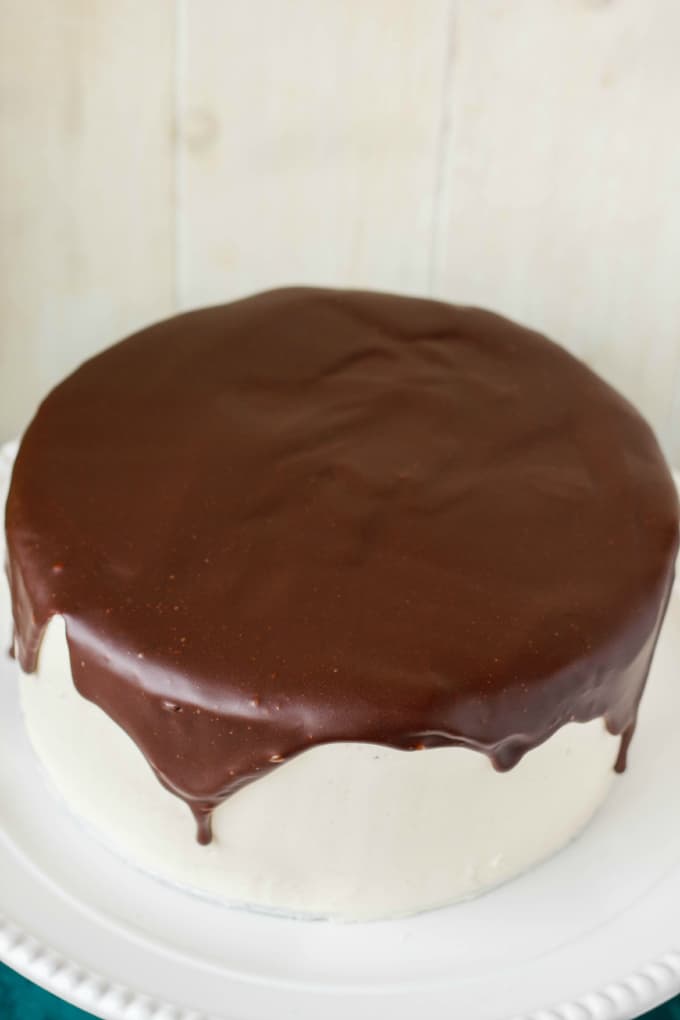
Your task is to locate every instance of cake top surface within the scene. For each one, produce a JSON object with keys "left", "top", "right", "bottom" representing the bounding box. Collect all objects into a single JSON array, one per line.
[{"left": 5, "top": 288, "right": 678, "bottom": 839}]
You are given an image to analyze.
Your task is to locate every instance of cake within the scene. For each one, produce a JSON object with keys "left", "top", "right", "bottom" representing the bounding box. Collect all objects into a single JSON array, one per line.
[{"left": 4, "top": 288, "right": 679, "bottom": 920}]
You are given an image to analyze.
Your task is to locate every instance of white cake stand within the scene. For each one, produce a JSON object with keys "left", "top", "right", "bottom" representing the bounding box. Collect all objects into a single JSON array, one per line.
[{"left": 1, "top": 438, "right": 679, "bottom": 1020}]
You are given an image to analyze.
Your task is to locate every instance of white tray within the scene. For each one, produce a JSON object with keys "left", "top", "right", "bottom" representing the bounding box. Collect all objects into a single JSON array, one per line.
[{"left": 1, "top": 438, "right": 679, "bottom": 1020}]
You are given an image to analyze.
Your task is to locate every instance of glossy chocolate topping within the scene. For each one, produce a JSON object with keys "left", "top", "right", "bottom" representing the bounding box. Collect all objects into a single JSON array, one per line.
[{"left": 5, "top": 288, "right": 679, "bottom": 843}]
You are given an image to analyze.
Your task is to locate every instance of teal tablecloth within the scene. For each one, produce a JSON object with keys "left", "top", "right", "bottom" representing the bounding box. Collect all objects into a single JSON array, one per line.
[{"left": 1, "top": 961, "right": 680, "bottom": 1018}]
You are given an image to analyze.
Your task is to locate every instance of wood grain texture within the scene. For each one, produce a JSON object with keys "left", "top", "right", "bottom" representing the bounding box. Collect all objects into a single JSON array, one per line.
[
  {"left": 433, "top": 0, "right": 680, "bottom": 466},
  {"left": 176, "top": 0, "right": 451, "bottom": 307},
  {"left": 1, "top": 0, "right": 679, "bottom": 469},
  {"left": 0, "top": 0, "right": 176, "bottom": 441}
]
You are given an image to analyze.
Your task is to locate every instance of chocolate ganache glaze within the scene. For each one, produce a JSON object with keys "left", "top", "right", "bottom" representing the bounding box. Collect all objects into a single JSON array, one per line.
[{"left": 5, "top": 288, "right": 679, "bottom": 844}]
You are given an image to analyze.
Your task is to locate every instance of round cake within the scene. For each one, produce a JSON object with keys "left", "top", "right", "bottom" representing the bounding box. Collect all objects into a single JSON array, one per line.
[{"left": 5, "top": 287, "right": 679, "bottom": 920}]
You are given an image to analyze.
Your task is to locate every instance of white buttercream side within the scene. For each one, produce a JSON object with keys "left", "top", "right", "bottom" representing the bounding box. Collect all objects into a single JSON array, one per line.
[{"left": 19, "top": 616, "right": 618, "bottom": 920}]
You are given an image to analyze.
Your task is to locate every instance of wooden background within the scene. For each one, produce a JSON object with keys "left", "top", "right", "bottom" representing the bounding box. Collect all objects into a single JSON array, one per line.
[{"left": 1, "top": 0, "right": 679, "bottom": 466}]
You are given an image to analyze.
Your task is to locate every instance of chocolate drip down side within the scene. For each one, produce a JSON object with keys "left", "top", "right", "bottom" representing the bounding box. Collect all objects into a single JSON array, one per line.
[
  {"left": 5, "top": 288, "right": 679, "bottom": 843},
  {"left": 5, "top": 562, "right": 676, "bottom": 845}
]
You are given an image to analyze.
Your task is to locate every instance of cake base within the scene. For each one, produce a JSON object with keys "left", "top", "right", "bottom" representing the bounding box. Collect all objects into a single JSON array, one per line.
[{"left": 19, "top": 616, "right": 619, "bottom": 921}]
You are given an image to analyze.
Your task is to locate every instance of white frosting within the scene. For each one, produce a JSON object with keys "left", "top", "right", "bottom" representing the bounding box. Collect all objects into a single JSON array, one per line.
[{"left": 17, "top": 615, "right": 619, "bottom": 920}]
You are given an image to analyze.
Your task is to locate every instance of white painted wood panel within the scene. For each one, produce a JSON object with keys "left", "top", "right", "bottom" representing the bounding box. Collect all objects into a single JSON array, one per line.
[
  {"left": 177, "top": 0, "right": 451, "bottom": 307},
  {"left": 1, "top": 0, "right": 679, "bottom": 470},
  {"left": 0, "top": 0, "right": 176, "bottom": 441},
  {"left": 434, "top": 0, "right": 680, "bottom": 466}
]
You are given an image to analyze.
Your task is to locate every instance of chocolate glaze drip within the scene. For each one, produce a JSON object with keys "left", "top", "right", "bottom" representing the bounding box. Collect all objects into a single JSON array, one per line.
[{"left": 4, "top": 288, "right": 679, "bottom": 843}]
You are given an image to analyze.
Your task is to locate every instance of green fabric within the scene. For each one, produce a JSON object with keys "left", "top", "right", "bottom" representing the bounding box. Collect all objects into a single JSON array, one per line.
[
  {"left": 0, "top": 964, "right": 94, "bottom": 1019},
  {"left": 1, "top": 960, "right": 680, "bottom": 1018}
]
